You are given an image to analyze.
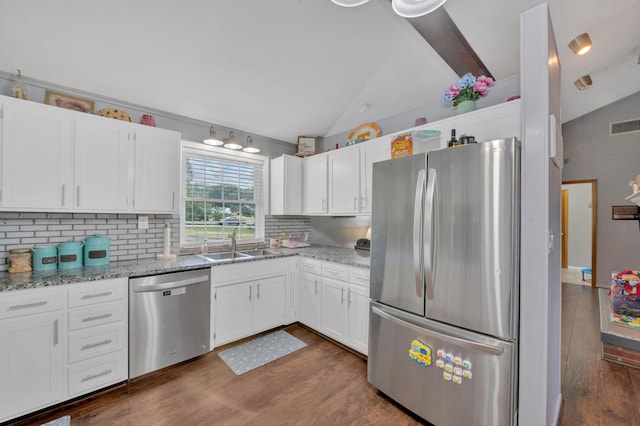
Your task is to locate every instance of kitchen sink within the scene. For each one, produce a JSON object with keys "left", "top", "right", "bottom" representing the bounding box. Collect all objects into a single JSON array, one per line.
[
  {"left": 197, "top": 252, "right": 251, "bottom": 261},
  {"left": 237, "top": 249, "right": 280, "bottom": 257}
]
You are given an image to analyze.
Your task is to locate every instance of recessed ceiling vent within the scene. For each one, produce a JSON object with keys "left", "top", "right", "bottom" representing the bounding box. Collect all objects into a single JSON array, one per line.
[{"left": 610, "top": 118, "right": 640, "bottom": 135}]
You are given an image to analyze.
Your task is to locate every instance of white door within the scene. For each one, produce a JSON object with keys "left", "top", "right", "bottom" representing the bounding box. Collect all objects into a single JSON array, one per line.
[
  {"left": 1, "top": 100, "right": 73, "bottom": 210},
  {"left": 348, "top": 284, "right": 369, "bottom": 354},
  {"left": 298, "top": 271, "right": 321, "bottom": 329},
  {"left": 328, "top": 148, "right": 360, "bottom": 214},
  {"left": 214, "top": 283, "right": 253, "bottom": 346},
  {"left": 74, "top": 114, "right": 130, "bottom": 211},
  {"left": 321, "top": 277, "right": 348, "bottom": 344},
  {"left": 359, "top": 141, "right": 390, "bottom": 214},
  {"left": 132, "top": 125, "right": 180, "bottom": 213},
  {"left": 253, "top": 276, "right": 286, "bottom": 333},
  {"left": 301, "top": 155, "right": 327, "bottom": 214},
  {"left": 0, "top": 312, "right": 65, "bottom": 422}
]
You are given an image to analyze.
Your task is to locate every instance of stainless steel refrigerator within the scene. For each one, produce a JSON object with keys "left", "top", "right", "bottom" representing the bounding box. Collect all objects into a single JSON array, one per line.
[{"left": 368, "top": 138, "right": 520, "bottom": 426}]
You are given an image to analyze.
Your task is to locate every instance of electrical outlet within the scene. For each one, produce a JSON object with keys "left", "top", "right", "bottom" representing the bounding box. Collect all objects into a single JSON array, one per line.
[{"left": 138, "top": 216, "right": 149, "bottom": 230}]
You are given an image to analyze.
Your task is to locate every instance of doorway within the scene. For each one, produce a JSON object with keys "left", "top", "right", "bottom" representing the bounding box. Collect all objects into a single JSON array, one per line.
[{"left": 561, "top": 180, "right": 597, "bottom": 287}]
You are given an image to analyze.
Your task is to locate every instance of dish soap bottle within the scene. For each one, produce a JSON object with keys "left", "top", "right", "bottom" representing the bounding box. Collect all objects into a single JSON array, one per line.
[{"left": 201, "top": 239, "right": 208, "bottom": 254}]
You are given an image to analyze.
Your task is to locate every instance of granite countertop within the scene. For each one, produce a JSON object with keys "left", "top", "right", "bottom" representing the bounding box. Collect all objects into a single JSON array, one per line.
[{"left": 0, "top": 245, "right": 370, "bottom": 293}]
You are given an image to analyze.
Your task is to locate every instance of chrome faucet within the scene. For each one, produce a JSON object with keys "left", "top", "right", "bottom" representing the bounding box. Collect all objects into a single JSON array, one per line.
[{"left": 229, "top": 228, "right": 239, "bottom": 254}]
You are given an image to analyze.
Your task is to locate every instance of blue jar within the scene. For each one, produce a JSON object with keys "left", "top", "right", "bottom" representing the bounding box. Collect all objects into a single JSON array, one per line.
[
  {"left": 57, "top": 240, "right": 84, "bottom": 269},
  {"left": 83, "top": 234, "right": 111, "bottom": 266},
  {"left": 32, "top": 245, "right": 58, "bottom": 271}
]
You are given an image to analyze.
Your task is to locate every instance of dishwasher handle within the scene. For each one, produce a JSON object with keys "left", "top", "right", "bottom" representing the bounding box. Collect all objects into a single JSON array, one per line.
[{"left": 131, "top": 275, "right": 209, "bottom": 292}]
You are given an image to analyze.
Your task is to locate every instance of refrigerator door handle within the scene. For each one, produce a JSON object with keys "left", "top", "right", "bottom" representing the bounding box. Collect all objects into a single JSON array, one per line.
[
  {"left": 413, "top": 169, "right": 426, "bottom": 298},
  {"left": 423, "top": 168, "right": 436, "bottom": 301},
  {"left": 371, "top": 305, "right": 504, "bottom": 356}
]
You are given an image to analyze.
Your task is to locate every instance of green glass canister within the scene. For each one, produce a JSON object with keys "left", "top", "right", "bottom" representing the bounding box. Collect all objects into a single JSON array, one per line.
[
  {"left": 57, "top": 240, "right": 84, "bottom": 269},
  {"left": 83, "top": 234, "right": 111, "bottom": 266}
]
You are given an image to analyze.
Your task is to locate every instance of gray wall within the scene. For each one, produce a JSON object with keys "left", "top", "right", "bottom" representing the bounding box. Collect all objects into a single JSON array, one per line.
[
  {"left": 320, "top": 75, "right": 521, "bottom": 150},
  {"left": 561, "top": 183, "right": 592, "bottom": 269},
  {"left": 562, "top": 90, "right": 640, "bottom": 287}
]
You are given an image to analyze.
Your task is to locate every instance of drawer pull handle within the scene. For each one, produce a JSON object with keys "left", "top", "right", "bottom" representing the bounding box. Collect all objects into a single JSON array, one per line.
[
  {"left": 81, "top": 291, "right": 112, "bottom": 300},
  {"left": 8, "top": 301, "right": 47, "bottom": 310},
  {"left": 81, "top": 339, "right": 112, "bottom": 351},
  {"left": 82, "top": 313, "right": 113, "bottom": 323},
  {"left": 81, "top": 369, "right": 112, "bottom": 382}
]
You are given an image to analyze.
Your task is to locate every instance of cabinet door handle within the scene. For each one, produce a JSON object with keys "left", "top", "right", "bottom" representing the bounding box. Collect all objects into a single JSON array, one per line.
[
  {"left": 353, "top": 196, "right": 358, "bottom": 211},
  {"left": 81, "top": 291, "right": 112, "bottom": 300},
  {"left": 82, "top": 369, "right": 112, "bottom": 383},
  {"left": 360, "top": 195, "right": 366, "bottom": 210},
  {"left": 172, "top": 192, "right": 176, "bottom": 210},
  {"left": 53, "top": 319, "right": 58, "bottom": 346},
  {"left": 314, "top": 280, "right": 318, "bottom": 295},
  {"left": 61, "top": 184, "right": 65, "bottom": 207},
  {"left": 82, "top": 313, "right": 113, "bottom": 323},
  {"left": 348, "top": 289, "right": 352, "bottom": 306},
  {"left": 8, "top": 300, "right": 47, "bottom": 310},
  {"left": 341, "top": 287, "right": 345, "bottom": 304},
  {"left": 81, "top": 339, "right": 112, "bottom": 351},
  {"left": 257, "top": 283, "right": 260, "bottom": 300},
  {"left": 322, "top": 198, "right": 326, "bottom": 212},
  {"left": 249, "top": 286, "right": 252, "bottom": 302}
]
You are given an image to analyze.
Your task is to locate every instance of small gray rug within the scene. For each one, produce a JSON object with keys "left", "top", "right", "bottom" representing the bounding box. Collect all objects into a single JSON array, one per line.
[
  {"left": 42, "top": 415, "right": 70, "bottom": 426},
  {"left": 218, "top": 330, "right": 306, "bottom": 375}
]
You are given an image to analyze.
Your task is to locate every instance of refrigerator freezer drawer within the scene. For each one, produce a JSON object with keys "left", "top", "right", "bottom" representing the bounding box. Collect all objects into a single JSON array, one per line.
[{"left": 368, "top": 302, "right": 517, "bottom": 426}]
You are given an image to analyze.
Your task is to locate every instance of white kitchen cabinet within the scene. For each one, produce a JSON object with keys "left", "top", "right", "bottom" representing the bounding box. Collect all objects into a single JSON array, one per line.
[
  {"left": 270, "top": 154, "right": 302, "bottom": 215},
  {"left": 66, "top": 278, "right": 128, "bottom": 397},
  {"left": 0, "top": 95, "right": 181, "bottom": 214},
  {"left": 132, "top": 124, "right": 180, "bottom": 213},
  {"left": 74, "top": 113, "right": 130, "bottom": 211},
  {"left": 0, "top": 287, "right": 66, "bottom": 423},
  {"left": 211, "top": 258, "right": 292, "bottom": 347},
  {"left": 1, "top": 97, "right": 73, "bottom": 210},
  {"left": 328, "top": 148, "right": 360, "bottom": 214},
  {"left": 321, "top": 276, "right": 349, "bottom": 344},
  {"left": 301, "top": 155, "right": 328, "bottom": 214},
  {"left": 214, "top": 282, "right": 254, "bottom": 346},
  {"left": 285, "top": 257, "right": 298, "bottom": 325},
  {"left": 298, "top": 258, "right": 323, "bottom": 329},
  {"left": 214, "top": 277, "right": 286, "bottom": 347},
  {"left": 298, "top": 259, "right": 370, "bottom": 354},
  {"left": 358, "top": 140, "right": 390, "bottom": 214}
]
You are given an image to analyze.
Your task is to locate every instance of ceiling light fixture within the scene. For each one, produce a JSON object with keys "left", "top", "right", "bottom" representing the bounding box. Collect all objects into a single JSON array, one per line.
[
  {"left": 242, "top": 136, "right": 261, "bottom": 153},
  {"left": 331, "top": 0, "right": 446, "bottom": 18},
  {"left": 574, "top": 75, "right": 592, "bottom": 90},
  {"left": 223, "top": 131, "right": 243, "bottom": 150},
  {"left": 392, "top": 0, "right": 448, "bottom": 18},
  {"left": 330, "top": 0, "right": 370, "bottom": 7},
  {"left": 203, "top": 126, "right": 223, "bottom": 146},
  {"left": 569, "top": 33, "right": 592, "bottom": 55}
]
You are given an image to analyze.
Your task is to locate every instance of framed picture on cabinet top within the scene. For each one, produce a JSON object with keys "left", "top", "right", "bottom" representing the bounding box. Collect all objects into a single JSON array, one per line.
[
  {"left": 297, "top": 136, "right": 317, "bottom": 157},
  {"left": 45, "top": 90, "right": 95, "bottom": 114}
]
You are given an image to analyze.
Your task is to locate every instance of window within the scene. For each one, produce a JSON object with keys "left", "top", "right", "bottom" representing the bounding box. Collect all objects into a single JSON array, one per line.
[{"left": 181, "top": 143, "right": 267, "bottom": 246}]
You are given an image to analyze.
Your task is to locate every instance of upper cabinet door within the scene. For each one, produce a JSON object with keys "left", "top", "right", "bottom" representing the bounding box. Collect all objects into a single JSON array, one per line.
[
  {"left": 1, "top": 100, "right": 73, "bottom": 210},
  {"left": 132, "top": 125, "right": 180, "bottom": 213},
  {"left": 301, "top": 155, "right": 327, "bottom": 214},
  {"left": 74, "top": 114, "right": 130, "bottom": 211},
  {"left": 328, "top": 148, "right": 360, "bottom": 214}
]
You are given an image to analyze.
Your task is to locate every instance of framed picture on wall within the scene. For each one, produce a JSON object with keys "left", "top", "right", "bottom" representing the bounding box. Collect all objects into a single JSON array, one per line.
[
  {"left": 45, "top": 90, "right": 95, "bottom": 114},
  {"left": 297, "top": 136, "right": 317, "bottom": 157}
]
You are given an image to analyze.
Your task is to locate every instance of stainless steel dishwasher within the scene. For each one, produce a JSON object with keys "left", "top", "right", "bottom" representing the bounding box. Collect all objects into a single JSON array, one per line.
[{"left": 129, "top": 268, "right": 211, "bottom": 378}]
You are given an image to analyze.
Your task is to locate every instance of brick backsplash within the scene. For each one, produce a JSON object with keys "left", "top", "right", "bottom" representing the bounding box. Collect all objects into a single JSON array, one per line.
[
  {"left": 0, "top": 212, "right": 311, "bottom": 271},
  {"left": 0, "top": 212, "right": 179, "bottom": 272}
]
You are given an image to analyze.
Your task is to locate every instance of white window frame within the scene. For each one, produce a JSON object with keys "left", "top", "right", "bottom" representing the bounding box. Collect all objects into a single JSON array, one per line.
[{"left": 180, "top": 140, "right": 270, "bottom": 248}]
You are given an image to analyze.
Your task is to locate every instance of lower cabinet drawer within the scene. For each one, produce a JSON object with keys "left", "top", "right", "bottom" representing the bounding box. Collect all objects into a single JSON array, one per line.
[
  {"left": 68, "top": 323, "right": 126, "bottom": 363},
  {"left": 68, "top": 351, "right": 127, "bottom": 397},
  {"left": 68, "top": 301, "right": 125, "bottom": 331}
]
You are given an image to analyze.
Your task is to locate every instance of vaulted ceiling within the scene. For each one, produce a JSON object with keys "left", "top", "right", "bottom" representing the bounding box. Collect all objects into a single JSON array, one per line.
[{"left": 1, "top": 0, "right": 639, "bottom": 143}]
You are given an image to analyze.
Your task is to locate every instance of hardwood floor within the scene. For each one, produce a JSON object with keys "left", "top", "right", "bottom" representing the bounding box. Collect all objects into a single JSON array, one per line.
[
  {"left": 558, "top": 283, "right": 640, "bottom": 426},
  {"left": 10, "top": 282, "right": 640, "bottom": 426}
]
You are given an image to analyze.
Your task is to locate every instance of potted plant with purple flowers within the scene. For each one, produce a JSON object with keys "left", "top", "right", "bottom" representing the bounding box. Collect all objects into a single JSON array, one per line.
[{"left": 443, "top": 73, "right": 495, "bottom": 114}]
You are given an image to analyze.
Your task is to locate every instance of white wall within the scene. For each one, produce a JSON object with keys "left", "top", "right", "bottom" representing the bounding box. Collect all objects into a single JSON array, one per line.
[{"left": 562, "top": 182, "right": 592, "bottom": 268}]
